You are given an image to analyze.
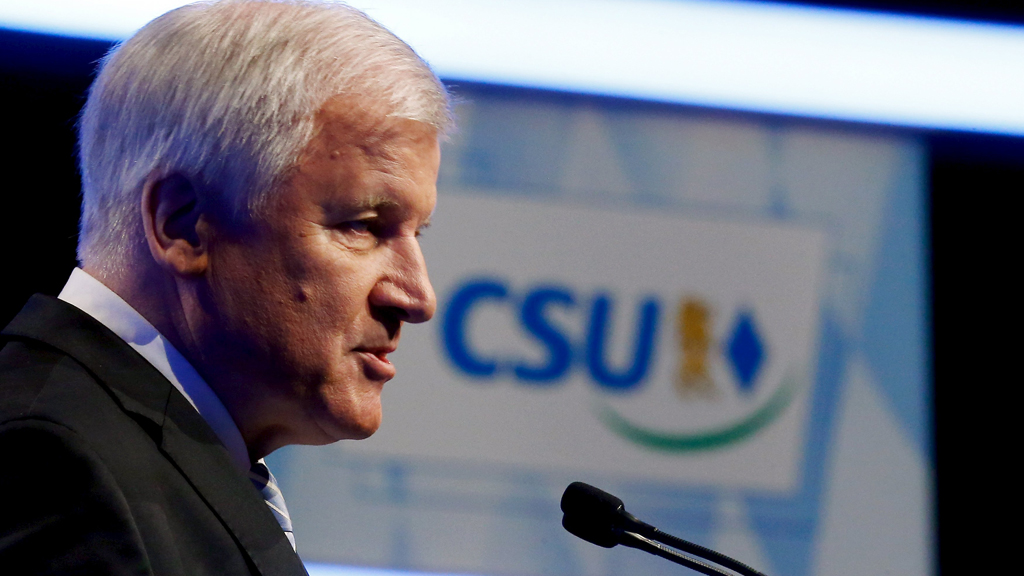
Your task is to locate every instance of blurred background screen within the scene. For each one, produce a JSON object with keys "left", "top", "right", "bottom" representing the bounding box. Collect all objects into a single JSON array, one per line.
[{"left": 2, "top": 1, "right": 1018, "bottom": 575}]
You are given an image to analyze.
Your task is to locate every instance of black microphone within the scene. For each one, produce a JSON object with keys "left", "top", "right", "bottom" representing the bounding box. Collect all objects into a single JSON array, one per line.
[{"left": 560, "top": 482, "right": 768, "bottom": 576}]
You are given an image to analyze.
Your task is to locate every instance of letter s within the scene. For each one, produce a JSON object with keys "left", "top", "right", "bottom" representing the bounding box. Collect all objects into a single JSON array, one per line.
[{"left": 514, "top": 286, "right": 575, "bottom": 384}]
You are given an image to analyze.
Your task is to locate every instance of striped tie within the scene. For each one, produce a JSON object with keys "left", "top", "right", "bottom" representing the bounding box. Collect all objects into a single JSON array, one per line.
[{"left": 249, "top": 459, "right": 296, "bottom": 550}]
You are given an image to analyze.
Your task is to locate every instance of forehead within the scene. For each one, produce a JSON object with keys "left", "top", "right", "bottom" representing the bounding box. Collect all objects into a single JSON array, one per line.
[
  {"left": 282, "top": 96, "right": 441, "bottom": 215},
  {"left": 310, "top": 96, "right": 436, "bottom": 158}
]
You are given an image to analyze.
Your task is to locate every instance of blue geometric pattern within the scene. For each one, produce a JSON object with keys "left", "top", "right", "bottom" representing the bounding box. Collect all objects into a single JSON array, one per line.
[
  {"left": 278, "top": 85, "right": 927, "bottom": 576},
  {"left": 726, "top": 311, "right": 765, "bottom": 393}
]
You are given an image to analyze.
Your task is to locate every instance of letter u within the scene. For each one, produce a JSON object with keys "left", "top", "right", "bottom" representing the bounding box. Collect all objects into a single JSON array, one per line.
[{"left": 586, "top": 294, "right": 659, "bottom": 391}]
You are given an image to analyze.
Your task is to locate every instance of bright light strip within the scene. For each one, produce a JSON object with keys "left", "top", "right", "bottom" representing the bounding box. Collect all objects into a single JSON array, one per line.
[
  {"left": 304, "top": 563, "right": 476, "bottom": 576},
  {"left": 3, "top": 0, "right": 1023, "bottom": 134}
]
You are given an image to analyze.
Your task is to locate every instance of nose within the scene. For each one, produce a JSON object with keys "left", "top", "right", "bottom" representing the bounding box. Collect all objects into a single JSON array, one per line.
[{"left": 370, "top": 236, "right": 437, "bottom": 325}]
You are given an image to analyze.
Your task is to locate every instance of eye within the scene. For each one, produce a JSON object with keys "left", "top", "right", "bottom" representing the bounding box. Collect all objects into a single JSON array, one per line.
[
  {"left": 332, "top": 218, "right": 380, "bottom": 249},
  {"left": 343, "top": 220, "right": 372, "bottom": 234}
]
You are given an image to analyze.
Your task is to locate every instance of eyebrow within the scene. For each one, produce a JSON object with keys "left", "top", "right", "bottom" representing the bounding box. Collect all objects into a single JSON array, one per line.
[
  {"left": 352, "top": 195, "right": 402, "bottom": 213},
  {"left": 347, "top": 195, "right": 433, "bottom": 230}
]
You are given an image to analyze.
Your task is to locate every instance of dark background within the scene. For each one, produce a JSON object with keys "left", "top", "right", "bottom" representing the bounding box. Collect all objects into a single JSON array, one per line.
[{"left": 2, "top": 1, "right": 1019, "bottom": 573}]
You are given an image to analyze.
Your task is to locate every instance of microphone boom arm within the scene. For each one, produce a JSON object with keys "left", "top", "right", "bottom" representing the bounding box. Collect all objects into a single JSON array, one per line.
[
  {"left": 560, "top": 482, "right": 769, "bottom": 576},
  {"left": 620, "top": 531, "right": 733, "bottom": 576},
  {"left": 633, "top": 522, "right": 767, "bottom": 576}
]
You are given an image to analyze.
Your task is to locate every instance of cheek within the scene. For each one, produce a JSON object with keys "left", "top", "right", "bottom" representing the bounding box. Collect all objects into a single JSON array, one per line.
[
  {"left": 206, "top": 238, "right": 325, "bottom": 364},
  {"left": 274, "top": 267, "right": 372, "bottom": 386},
  {"left": 207, "top": 246, "right": 287, "bottom": 337},
  {"left": 294, "top": 257, "right": 372, "bottom": 332}
]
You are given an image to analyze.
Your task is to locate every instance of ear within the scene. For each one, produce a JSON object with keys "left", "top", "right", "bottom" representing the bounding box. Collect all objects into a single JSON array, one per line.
[{"left": 141, "top": 172, "right": 210, "bottom": 276}]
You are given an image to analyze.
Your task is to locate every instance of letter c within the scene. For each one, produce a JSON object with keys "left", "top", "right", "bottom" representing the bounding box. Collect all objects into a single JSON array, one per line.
[{"left": 442, "top": 279, "right": 509, "bottom": 377}]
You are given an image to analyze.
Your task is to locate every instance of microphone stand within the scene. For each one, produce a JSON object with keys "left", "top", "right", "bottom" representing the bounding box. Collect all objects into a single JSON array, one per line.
[
  {"left": 628, "top": 523, "right": 767, "bottom": 576},
  {"left": 619, "top": 531, "right": 734, "bottom": 576},
  {"left": 560, "top": 482, "right": 769, "bottom": 576}
]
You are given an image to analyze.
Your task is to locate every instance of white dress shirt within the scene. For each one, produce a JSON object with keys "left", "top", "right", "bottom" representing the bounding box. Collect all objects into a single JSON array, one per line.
[{"left": 57, "top": 268, "right": 251, "bottom": 472}]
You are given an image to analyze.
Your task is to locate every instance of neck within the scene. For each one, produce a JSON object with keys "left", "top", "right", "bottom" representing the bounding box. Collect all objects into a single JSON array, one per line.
[
  {"left": 81, "top": 260, "right": 307, "bottom": 461},
  {"left": 84, "top": 261, "right": 197, "bottom": 365}
]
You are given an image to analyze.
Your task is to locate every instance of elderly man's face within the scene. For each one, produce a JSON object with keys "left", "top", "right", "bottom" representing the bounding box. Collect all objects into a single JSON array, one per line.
[{"left": 204, "top": 97, "right": 440, "bottom": 447}]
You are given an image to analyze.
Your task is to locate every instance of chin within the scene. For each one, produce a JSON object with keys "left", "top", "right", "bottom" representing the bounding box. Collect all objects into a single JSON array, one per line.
[
  {"left": 340, "top": 411, "right": 381, "bottom": 439},
  {"left": 306, "top": 374, "right": 385, "bottom": 442},
  {"left": 344, "top": 423, "right": 379, "bottom": 441},
  {"left": 313, "top": 402, "right": 382, "bottom": 443}
]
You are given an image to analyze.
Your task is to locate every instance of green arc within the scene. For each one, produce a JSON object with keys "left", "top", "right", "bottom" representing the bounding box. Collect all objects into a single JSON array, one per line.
[{"left": 596, "top": 374, "right": 800, "bottom": 453}]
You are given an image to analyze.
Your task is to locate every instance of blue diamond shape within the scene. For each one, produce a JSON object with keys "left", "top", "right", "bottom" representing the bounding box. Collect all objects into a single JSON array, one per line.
[{"left": 726, "top": 311, "right": 765, "bottom": 393}]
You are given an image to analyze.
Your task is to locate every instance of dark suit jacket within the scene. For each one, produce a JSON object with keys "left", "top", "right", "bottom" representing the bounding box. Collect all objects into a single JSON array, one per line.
[{"left": 0, "top": 295, "right": 308, "bottom": 576}]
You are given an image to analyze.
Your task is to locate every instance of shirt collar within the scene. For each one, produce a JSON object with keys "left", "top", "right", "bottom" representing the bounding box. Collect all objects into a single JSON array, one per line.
[{"left": 58, "top": 268, "right": 251, "bottom": 472}]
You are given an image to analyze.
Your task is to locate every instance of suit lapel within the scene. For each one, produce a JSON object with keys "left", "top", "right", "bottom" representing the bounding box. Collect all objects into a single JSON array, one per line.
[
  {"left": 3, "top": 295, "right": 171, "bottom": 426},
  {"left": 160, "top": 389, "right": 305, "bottom": 574},
  {"left": 3, "top": 295, "right": 307, "bottom": 576}
]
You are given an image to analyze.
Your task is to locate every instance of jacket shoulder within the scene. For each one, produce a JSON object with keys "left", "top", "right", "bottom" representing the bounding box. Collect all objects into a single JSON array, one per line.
[
  {"left": 1, "top": 297, "right": 302, "bottom": 576},
  {"left": 0, "top": 338, "right": 109, "bottom": 425},
  {"left": 0, "top": 336, "right": 130, "bottom": 430},
  {"left": 0, "top": 343, "right": 262, "bottom": 575}
]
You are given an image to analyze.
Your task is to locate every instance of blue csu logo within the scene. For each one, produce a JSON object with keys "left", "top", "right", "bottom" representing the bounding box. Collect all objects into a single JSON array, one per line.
[{"left": 440, "top": 278, "right": 799, "bottom": 453}]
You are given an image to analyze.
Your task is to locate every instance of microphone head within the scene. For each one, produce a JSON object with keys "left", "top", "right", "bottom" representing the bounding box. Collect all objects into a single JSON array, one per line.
[
  {"left": 560, "top": 482, "right": 628, "bottom": 549},
  {"left": 560, "top": 481, "right": 625, "bottom": 519},
  {"left": 562, "top": 511, "right": 619, "bottom": 548}
]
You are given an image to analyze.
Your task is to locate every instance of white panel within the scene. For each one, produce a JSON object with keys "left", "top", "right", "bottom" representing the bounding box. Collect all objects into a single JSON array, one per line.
[{"left": 351, "top": 194, "right": 827, "bottom": 491}]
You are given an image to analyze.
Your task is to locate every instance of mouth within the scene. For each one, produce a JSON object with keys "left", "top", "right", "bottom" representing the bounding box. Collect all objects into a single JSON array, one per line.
[{"left": 355, "top": 346, "right": 398, "bottom": 381}]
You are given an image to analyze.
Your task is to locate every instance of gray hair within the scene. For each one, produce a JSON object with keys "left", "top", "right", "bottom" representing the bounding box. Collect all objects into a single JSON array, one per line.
[{"left": 78, "top": 0, "right": 452, "bottom": 274}]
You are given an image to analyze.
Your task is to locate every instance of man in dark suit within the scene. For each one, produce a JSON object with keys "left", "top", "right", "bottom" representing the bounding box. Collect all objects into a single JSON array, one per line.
[{"left": 0, "top": 1, "right": 450, "bottom": 574}]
